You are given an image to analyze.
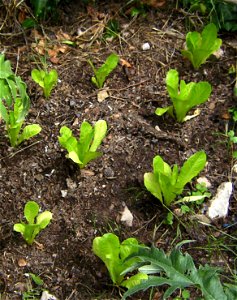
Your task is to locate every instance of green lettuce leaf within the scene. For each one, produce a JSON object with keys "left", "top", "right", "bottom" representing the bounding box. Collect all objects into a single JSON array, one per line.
[
  {"left": 89, "top": 53, "right": 119, "bottom": 88},
  {"left": 181, "top": 23, "right": 222, "bottom": 69},
  {"left": 162, "top": 69, "right": 212, "bottom": 122},
  {"left": 58, "top": 120, "right": 107, "bottom": 168},
  {"left": 144, "top": 151, "right": 206, "bottom": 206},
  {"left": 92, "top": 233, "right": 147, "bottom": 287}
]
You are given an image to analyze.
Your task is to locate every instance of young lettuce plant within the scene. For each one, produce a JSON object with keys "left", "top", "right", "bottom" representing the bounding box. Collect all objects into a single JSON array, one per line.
[
  {"left": 92, "top": 233, "right": 148, "bottom": 288},
  {"left": 121, "top": 242, "right": 237, "bottom": 300},
  {"left": 0, "top": 54, "right": 41, "bottom": 147},
  {"left": 155, "top": 69, "right": 212, "bottom": 122},
  {"left": 0, "top": 54, "right": 29, "bottom": 115},
  {"left": 88, "top": 53, "right": 119, "bottom": 88},
  {"left": 4, "top": 98, "right": 42, "bottom": 147},
  {"left": 58, "top": 120, "right": 107, "bottom": 169},
  {"left": 181, "top": 23, "right": 222, "bottom": 69},
  {"left": 144, "top": 151, "right": 206, "bottom": 206},
  {"left": 13, "top": 201, "right": 52, "bottom": 245},
  {"left": 31, "top": 69, "right": 58, "bottom": 98}
]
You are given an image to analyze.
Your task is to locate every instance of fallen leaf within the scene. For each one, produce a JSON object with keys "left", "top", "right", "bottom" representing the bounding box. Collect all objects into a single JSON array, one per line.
[
  {"left": 50, "top": 56, "right": 60, "bottom": 64},
  {"left": 47, "top": 48, "right": 58, "bottom": 58},
  {"left": 142, "top": 0, "right": 166, "bottom": 8},
  {"left": 56, "top": 30, "right": 71, "bottom": 41},
  {"left": 120, "top": 58, "right": 132, "bottom": 68},
  {"left": 18, "top": 10, "right": 26, "bottom": 23},
  {"left": 35, "top": 241, "right": 44, "bottom": 250},
  {"left": 80, "top": 169, "right": 95, "bottom": 177},
  {"left": 31, "top": 29, "right": 43, "bottom": 39},
  {"left": 58, "top": 45, "right": 68, "bottom": 53}
]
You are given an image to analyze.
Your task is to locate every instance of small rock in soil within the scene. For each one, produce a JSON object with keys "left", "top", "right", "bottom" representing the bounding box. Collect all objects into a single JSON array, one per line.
[
  {"left": 121, "top": 205, "right": 133, "bottom": 227},
  {"left": 40, "top": 291, "right": 58, "bottom": 300},
  {"left": 61, "top": 190, "right": 68, "bottom": 198},
  {"left": 66, "top": 178, "right": 77, "bottom": 190},
  {"left": 207, "top": 182, "right": 232, "bottom": 219},
  {"left": 141, "top": 42, "right": 151, "bottom": 50},
  {"left": 104, "top": 167, "right": 115, "bottom": 178},
  {"left": 197, "top": 176, "right": 212, "bottom": 188}
]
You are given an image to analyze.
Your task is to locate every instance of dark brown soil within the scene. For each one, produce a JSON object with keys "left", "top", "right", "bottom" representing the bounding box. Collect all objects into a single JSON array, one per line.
[{"left": 0, "top": 1, "right": 237, "bottom": 299}]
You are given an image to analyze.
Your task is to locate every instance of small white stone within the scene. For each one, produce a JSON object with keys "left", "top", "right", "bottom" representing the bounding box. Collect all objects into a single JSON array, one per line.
[
  {"left": 97, "top": 89, "right": 109, "bottom": 102},
  {"left": 40, "top": 291, "right": 58, "bottom": 300},
  {"left": 197, "top": 176, "right": 212, "bottom": 188},
  {"left": 207, "top": 182, "right": 232, "bottom": 219},
  {"left": 121, "top": 206, "right": 133, "bottom": 227},
  {"left": 232, "top": 164, "right": 237, "bottom": 174},
  {"left": 213, "top": 48, "right": 224, "bottom": 59},
  {"left": 155, "top": 125, "right": 161, "bottom": 132},
  {"left": 61, "top": 190, "right": 68, "bottom": 198},
  {"left": 141, "top": 42, "right": 150, "bottom": 51},
  {"left": 66, "top": 178, "right": 77, "bottom": 190}
]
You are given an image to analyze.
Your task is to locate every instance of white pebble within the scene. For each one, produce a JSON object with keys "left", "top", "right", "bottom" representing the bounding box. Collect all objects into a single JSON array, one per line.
[
  {"left": 197, "top": 176, "right": 212, "bottom": 188},
  {"left": 207, "top": 182, "right": 232, "bottom": 219},
  {"left": 142, "top": 42, "right": 151, "bottom": 51}
]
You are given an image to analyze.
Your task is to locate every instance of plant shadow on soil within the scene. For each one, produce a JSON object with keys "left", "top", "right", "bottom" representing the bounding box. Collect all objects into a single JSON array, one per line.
[{"left": 0, "top": 1, "right": 237, "bottom": 299}]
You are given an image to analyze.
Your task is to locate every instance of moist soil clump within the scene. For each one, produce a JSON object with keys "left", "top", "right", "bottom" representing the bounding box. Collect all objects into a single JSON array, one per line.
[{"left": 0, "top": 1, "right": 237, "bottom": 299}]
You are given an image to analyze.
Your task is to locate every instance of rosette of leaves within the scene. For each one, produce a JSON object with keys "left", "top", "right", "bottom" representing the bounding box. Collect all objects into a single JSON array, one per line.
[
  {"left": 144, "top": 151, "right": 207, "bottom": 206},
  {"left": 155, "top": 69, "right": 212, "bottom": 122},
  {"left": 14, "top": 201, "right": 52, "bottom": 245},
  {"left": 88, "top": 53, "right": 119, "bottom": 88},
  {"left": 0, "top": 54, "right": 29, "bottom": 122},
  {"left": 93, "top": 233, "right": 148, "bottom": 288},
  {"left": 0, "top": 54, "right": 41, "bottom": 147},
  {"left": 181, "top": 23, "right": 222, "bottom": 69},
  {"left": 58, "top": 120, "right": 107, "bottom": 169},
  {"left": 31, "top": 69, "right": 58, "bottom": 98}
]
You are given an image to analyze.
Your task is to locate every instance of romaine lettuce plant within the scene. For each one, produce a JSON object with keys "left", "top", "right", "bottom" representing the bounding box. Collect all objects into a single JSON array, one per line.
[
  {"left": 121, "top": 242, "right": 237, "bottom": 300},
  {"left": 4, "top": 98, "right": 42, "bottom": 147},
  {"left": 13, "top": 201, "right": 52, "bottom": 245},
  {"left": 155, "top": 69, "right": 212, "bottom": 122},
  {"left": 181, "top": 23, "right": 222, "bottom": 69},
  {"left": 0, "top": 54, "right": 29, "bottom": 117},
  {"left": 144, "top": 151, "right": 206, "bottom": 206},
  {"left": 58, "top": 120, "right": 107, "bottom": 169},
  {"left": 92, "top": 233, "right": 148, "bottom": 288},
  {"left": 0, "top": 54, "right": 41, "bottom": 147},
  {"left": 31, "top": 69, "right": 58, "bottom": 98},
  {"left": 88, "top": 53, "right": 119, "bottom": 88}
]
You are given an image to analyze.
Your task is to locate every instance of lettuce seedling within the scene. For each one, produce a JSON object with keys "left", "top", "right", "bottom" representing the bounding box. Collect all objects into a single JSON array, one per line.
[
  {"left": 0, "top": 54, "right": 41, "bottom": 147},
  {"left": 13, "top": 201, "right": 52, "bottom": 245},
  {"left": 144, "top": 151, "right": 206, "bottom": 206},
  {"left": 88, "top": 53, "right": 119, "bottom": 88},
  {"left": 31, "top": 69, "right": 58, "bottom": 98},
  {"left": 0, "top": 54, "right": 29, "bottom": 122},
  {"left": 58, "top": 120, "right": 107, "bottom": 169},
  {"left": 181, "top": 23, "right": 222, "bottom": 69},
  {"left": 93, "top": 233, "right": 148, "bottom": 288},
  {"left": 4, "top": 97, "right": 42, "bottom": 147},
  {"left": 155, "top": 69, "right": 212, "bottom": 122}
]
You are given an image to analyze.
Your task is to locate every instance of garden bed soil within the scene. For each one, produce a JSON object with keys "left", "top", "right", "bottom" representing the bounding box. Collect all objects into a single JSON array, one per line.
[{"left": 0, "top": 1, "right": 237, "bottom": 299}]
